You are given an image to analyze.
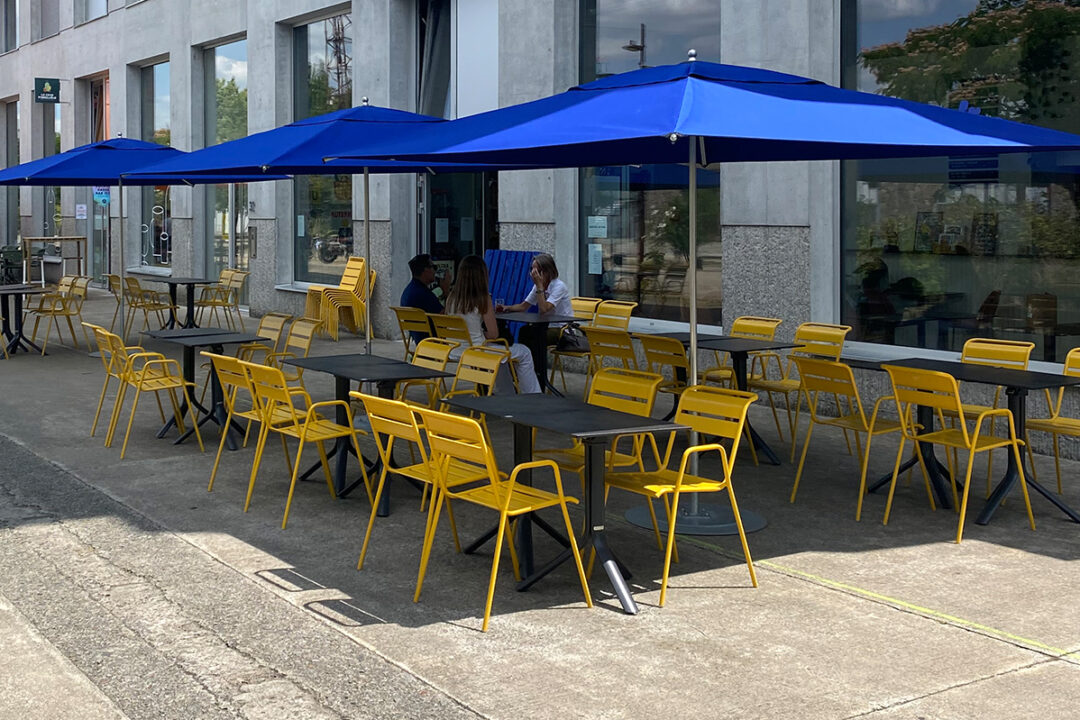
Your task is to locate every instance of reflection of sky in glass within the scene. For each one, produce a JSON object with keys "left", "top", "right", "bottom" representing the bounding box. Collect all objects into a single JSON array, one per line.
[
  {"left": 53, "top": 103, "right": 60, "bottom": 135},
  {"left": 595, "top": 0, "right": 719, "bottom": 76},
  {"left": 215, "top": 39, "right": 247, "bottom": 90},
  {"left": 857, "top": 0, "right": 974, "bottom": 91},
  {"left": 307, "top": 17, "right": 352, "bottom": 93},
  {"left": 154, "top": 62, "right": 169, "bottom": 132}
]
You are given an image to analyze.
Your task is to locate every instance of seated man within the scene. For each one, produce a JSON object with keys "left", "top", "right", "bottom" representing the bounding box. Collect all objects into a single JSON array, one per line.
[{"left": 400, "top": 254, "right": 452, "bottom": 343}]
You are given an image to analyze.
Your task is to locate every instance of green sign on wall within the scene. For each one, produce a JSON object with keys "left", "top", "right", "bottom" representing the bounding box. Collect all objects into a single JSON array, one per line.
[{"left": 34, "top": 78, "right": 60, "bottom": 103}]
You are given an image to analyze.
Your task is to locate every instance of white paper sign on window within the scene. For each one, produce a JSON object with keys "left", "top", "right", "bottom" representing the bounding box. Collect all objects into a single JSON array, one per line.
[
  {"left": 587, "top": 216, "right": 608, "bottom": 239},
  {"left": 588, "top": 243, "right": 603, "bottom": 275}
]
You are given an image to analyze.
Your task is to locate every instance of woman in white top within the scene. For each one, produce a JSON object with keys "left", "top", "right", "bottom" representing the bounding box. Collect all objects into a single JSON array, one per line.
[
  {"left": 496, "top": 253, "right": 572, "bottom": 347},
  {"left": 445, "top": 255, "right": 541, "bottom": 394}
]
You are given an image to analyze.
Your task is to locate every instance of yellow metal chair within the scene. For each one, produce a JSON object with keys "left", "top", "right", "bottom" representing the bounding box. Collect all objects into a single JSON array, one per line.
[
  {"left": 85, "top": 323, "right": 131, "bottom": 438},
  {"left": 548, "top": 297, "right": 603, "bottom": 391},
  {"left": 790, "top": 357, "right": 902, "bottom": 520},
  {"left": 592, "top": 299, "right": 637, "bottom": 329},
  {"left": 413, "top": 405, "right": 592, "bottom": 632},
  {"left": 104, "top": 332, "right": 204, "bottom": 460},
  {"left": 604, "top": 386, "right": 759, "bottom": 606},
  {"left": 581, "top": 326, "right": 638, "bottom": 398},
  {"left": 429, "top": 312, "right": 474, "bottom": 347},
  {"left": 438, "top": 345, "right": 507, "bottom": 436},
  {"left": 353, "top": 392, "right": 496, "bottom": 570},
  {"left": 322, "top": 267, "right": 375, "bottom": 341},
  {"left": 200, "top": 312, "right": 293, "bottom": 405},
  {"left": 194, "top": 267, "right": 233, "bottom": 326},
  {"left": 1025, "top": 347, "right": 1080, "bottom": 495},
  {"left": 245, "top": 361, "right": 372, "bottom": 529},
  {"left": 265, "top": 318, "right": 322, "bottom": 388},
  {"left": 700, "top": 316, "right": 783, "bottom": 386},
  {"left": 637, "top": 333, "right": 691, "bottom": 413},
  {"left": 122, "top": 276, "right": 174, "bottom": 341},
  {"left": 748, "top": 322, "right": 851, "bottom": 456},
  {"left": 392, "top": 305, "right": 433, "bottom": 361},
  {"left": 396, "top": 337, "right": 458, "bottom": 407},
  {"left": 203, "top": 352, "right": 267, "bottom": 494},
  {"left": 28, "top": 275, "right": 91, "bottom": 354},
  {"left": 882, "top": 364, "right": 1033, "bottom": 543},
  {"left": 217, "top": 269, "right": 250, "bottom": 330}
]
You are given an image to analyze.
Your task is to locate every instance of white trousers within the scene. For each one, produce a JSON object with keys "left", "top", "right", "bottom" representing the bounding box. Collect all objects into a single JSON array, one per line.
[{"left": 497, "top": 343, "right": 541, "bottom": 394}]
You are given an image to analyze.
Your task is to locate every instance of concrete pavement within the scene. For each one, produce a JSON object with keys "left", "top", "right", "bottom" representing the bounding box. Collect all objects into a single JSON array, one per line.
[{"left": 0, "top": 288, "right": 1077, "bottom": 719}]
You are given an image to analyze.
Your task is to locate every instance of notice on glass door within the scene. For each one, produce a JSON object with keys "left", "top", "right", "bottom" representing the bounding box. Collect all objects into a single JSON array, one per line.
[
  {"left": 588, "top": 243, "right": 603, "bottom": 275},
  {"left": 435, "top": 218, "right": 449, "bottom": 245}
]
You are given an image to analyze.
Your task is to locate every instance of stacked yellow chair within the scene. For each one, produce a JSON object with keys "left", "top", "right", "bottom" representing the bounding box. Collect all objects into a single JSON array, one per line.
[
  {"left": 303, "top": 257, "right": 371, "bottom": 340},
  {"left": 413, "top": 405, "right": 592, "bottom": 632},
  {"left": 604, "top": 386, "right": 759, "bottom": 606},
  {"left": 882, "top": 363, "right": 1033, "bottom": 543}
]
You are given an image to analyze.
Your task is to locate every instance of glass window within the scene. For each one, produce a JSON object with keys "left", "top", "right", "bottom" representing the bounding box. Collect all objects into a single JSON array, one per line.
[
  {"left": 140, "top": 61, "right": 170, "bottom": 268},
  {"left": 4, "top": 100, "right": 18, "bottom": 247},
  {"left": 579, "top": 0, "right": 723, "bottom": 324},
  {"left": 76, "top": 0, "right": 107, "bottom": 24},
  {"left": 34, "top": 0, "right": 58, "bottom": 40},
  {"left": 205, "top": 40, "right": 248, "bottom": 289},
  {"left": 293, "top": 13, "right": 352, "bottom": 284},
  {"left": 46, "top": 103, "right": 60, "bottom": 235},
  {"left": 842, "top": 1, "right": 1080, "bottom": 362},
  {"left": 2, "top": 0, "right": 18, "bottom": 52}
]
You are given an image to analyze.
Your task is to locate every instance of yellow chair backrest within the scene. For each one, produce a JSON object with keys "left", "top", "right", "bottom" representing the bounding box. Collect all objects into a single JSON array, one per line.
[
  {"left": 960, "top": 338, "right": 1033, "bottom": 370},
  {"left": 393, "top": 306, "right": 431, "bottom": 337},
  {"left": 791, "top": 322, "right": 851, "bottom": 360},
  {"left": 337, "top": 257, "right": 367, "bottom": 291},
  {"left": 281, "top": 317, "right": 321, "bottom": 357},
  {"left": 593, "top": 300, "right": 636, "bottom": 329},
  {"left": 449, "top": 346, "right": 504, "bottom": 395},
  {"left": 218, "top": 267, "right": 236, "bottom": 283},
  {"left": 883, "top": 364, "right": 967, "bottom": 440},
  {"left": 1063, "top": 347, "right": 1080, "bottom": 378},
  {"left": 55, "top": 275, "right": 76, "bottom": 295},
  {"left": 793, "top": 356, "right": 865, "bottom": 422},
  {"left": 730, "top": 316, "right": 782, "bottom": 340},
  {"left": 255, "top": 312, "right": 292, "bottom": 347},
  {"left": 583, "top": 326, "right": 637, "bottom": 369},
  {"left": 202, "top": 351, "right": 253, "bottom": 406},
  {"left": 354, "top": 392, "right": 426, "bottom": 448},
  {"left": 412, "top": 338, "right": 457, "bottom": 371},
  {"left": 673, "top": 386, "right": 757, "bottom": 470},
  {"left": 415, "top": 407, "right": 500, "bottom": 490},
  {"left": 430, "top": 313, "right": 474, "bottom": 345},
  {"left": 106, "top": 274, "right": 122, "bottom": 297},
  {"left": 571, "top": 297, "right": 602, "bottom": 322},
  {"left": 245, "top": 360, "right": 305, "bottom": 426},
  {"left": 85, "top": 323, "right": 116, "bottom": 374},
  {"left": 225, "top": 270, "right": 249, "bottom": 295},
  {"left": 587, "top": 368, "right": 663, "bottom": 417},
  {"left": 638, "top": 334, "right": 690, "bottom": 375}
]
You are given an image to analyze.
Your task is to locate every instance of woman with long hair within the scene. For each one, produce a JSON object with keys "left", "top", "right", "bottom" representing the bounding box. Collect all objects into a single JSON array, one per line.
[{"left": 445, "top": 255, "right": 541, "bottom": 394}]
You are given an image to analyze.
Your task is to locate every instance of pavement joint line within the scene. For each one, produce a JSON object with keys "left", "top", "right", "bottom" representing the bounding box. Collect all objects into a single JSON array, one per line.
[
  {"left": 659, "top": 526, "right": 1079, "bottom": 664},
  {"left": 0, "top": 431, "right": 490, "bottom": 720}
]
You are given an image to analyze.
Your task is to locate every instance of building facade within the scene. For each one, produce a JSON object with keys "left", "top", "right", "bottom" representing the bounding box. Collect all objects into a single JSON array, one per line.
[{"left": 2, "top": 0, "right": 1079, "bottom": 369}]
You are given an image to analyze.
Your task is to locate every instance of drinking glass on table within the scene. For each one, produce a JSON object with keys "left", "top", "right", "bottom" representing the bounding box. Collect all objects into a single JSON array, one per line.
[{"left": 495, "top": 298, "right": 506, "bottom": 312}]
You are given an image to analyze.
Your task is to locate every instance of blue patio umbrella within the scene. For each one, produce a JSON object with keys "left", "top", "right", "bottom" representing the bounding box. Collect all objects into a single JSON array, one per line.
[
  {"left": 330, "top": 54, "right": 1080, "bottom": 376},
  {"left": 329, "top": 54, "right": 1080, "bottom": 540},
  {"left": 133, "top": 101, "right": 533, "bottom": 352},
  {"left": 0, "top": 137, "right": 286, "bottom": 337}
]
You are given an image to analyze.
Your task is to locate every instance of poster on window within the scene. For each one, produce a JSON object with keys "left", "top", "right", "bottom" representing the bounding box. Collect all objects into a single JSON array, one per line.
[
  {"left": 971, "top": 213, "right": 999, "bottom": 256},
  {"left": 913, "top": 211, "right": 942, "bottom": 253}
]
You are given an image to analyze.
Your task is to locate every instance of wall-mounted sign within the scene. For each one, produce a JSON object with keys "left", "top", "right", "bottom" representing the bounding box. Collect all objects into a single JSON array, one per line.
[
  {"left": 34, "top": 78, "right": 60, "bottom": 103},
  {"left": 75, "top": 204, "right": 87, "bottom": 220}
]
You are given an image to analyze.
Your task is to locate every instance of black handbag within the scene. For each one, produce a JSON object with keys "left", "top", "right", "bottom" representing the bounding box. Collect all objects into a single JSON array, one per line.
[{"left": 556, "top": 323, "right": 590, "bottom": 352}]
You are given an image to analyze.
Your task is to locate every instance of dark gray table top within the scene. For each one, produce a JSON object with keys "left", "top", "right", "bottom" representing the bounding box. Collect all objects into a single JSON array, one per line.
[
  {"left": 445, "top": 393, "right": 685, "bottom": 439},
  {"left": 645, "top": 331, "right": 727, "bottom": 345},
  {"left": 845, "top": 356, "right": 1080, "bottom": 391},
  {"left": 143, "top": 327, "right": 235, "bottom": 339},
  {"left": 0, "top": 284, "right": 47, "bottom": 296},
  {"left": 161, "top": 332, "right": 267, "bottom": 348},
  {"left": 283, "top": 353, "right": 452, "bottom": 383},
  {"left": 697, "top": 337, "right": 800, "bottom": 355},
  {"left": 495, "top": 311, "right": 576, "bottom": 325}
]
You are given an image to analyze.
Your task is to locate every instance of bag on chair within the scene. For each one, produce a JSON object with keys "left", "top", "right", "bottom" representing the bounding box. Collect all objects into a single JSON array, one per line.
[{"left": 556, "top": 323, "right": 590, "bottom": 352}]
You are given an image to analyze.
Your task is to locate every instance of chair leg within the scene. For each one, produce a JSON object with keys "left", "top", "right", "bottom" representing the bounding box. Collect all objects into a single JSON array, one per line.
[
  {"left": 481, "top": 514, "right": 510, "bottom": 632},
  {"left": 90, "top": 376, "right": 112, "bottom": 437},
  {"left": 414, "top": 489, "right": 446, "bottom": 603},
  {"left": 725, "top": 483, "right": 758, "bottom": 588},
  {"left": 104, "top": 382, "right": 128, "bottom": 448},
  {"left": 358, "top": 464, "right": 391, "bottom": 570},
  {"left": 282, "top": 436, "right": 307, "bottom": 529},
  {"left": 855, "top": 431, "right": 875, "bottom": 522},
  {"left": 208, "top": 406, "right": 234, "bottom": 492},
  {"left": 558, "top": 497, "right": 593, "bottom": 610},
  {"left": 954, "top": 447, "right": 978, "bottom": 543},
  {"left": 119, "top": 387, "right": 143, "bottom": 459},
  {"left": 1053, "top": 433, "right": 1062, "bottom": 494},
  {"left": 790, "top": 421, "right": 816, "bottom": 503},
  {"left": 882, "top": 436, "right": 908, "bottom": 525},
  {"left": 1011, "top": 439, "right": 1036, "bottom": 532},
  {"left": 244, "top": 425, "right": 271, "bottom": 511}
]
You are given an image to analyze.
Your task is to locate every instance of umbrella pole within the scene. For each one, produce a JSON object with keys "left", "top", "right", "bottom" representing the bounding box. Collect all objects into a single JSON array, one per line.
[
  {"left": 687, "top": 139, "right": 700, "bottom": 515},
  {"left": 364, "top": 167, "right": 371, "bottom": 355},
  {"left": 118, "top": 178, "right": 126, "bottom": 340}
]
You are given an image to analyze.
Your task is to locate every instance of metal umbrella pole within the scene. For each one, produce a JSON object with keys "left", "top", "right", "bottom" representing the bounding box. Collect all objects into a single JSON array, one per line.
[
  {"left": 625, "top": 135, "right": 766, "bottom": 535},
  {"left": 117, "top": 177, "right": 126, "bottom": 341},
  {"left": 363, "top": 166, "right": 371, "bottom": 355}
]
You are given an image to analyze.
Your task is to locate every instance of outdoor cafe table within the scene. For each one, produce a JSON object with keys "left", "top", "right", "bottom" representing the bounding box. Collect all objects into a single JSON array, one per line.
[
  {"left": 652, "top": 332, "right": 799, "bottom": 465},
  {"left": 494, "top": 310, "right": 576, "bottom": 395},
  {"left": 845, "top": 356, "right": 1080, "bottom": 525},
  {"left": 0, "top": 283, "right": 47, "bottom": 355},
  {"left": 144, "top": 328, "right": 268, "bottom": 450},
  {"left": 444, "top": 393, "right": 685, "bottom": 615},
  {"left": 142, "top": 276, "right": 218, "bottom": 329},
  {"left": 282, "top": 353, "right": 452, "bottom": 506}
]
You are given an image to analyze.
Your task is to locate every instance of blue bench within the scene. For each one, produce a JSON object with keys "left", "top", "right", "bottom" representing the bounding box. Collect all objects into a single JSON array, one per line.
[{"left": 485, "top": 249, "right": 538, "bottom": 341}]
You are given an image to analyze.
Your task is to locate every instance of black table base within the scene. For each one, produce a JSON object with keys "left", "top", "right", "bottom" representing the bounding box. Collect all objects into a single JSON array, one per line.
[
  {"left": 158, "top": 343, "right": 244, "bottom": 450},
  {"left": 1, "top": 292, "right": 44, "bottom": 355}
]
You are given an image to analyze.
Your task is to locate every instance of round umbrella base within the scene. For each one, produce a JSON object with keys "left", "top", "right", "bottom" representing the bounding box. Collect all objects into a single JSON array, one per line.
[{"left": 624, "top": 501, "right": 767, "bottom": 536}]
